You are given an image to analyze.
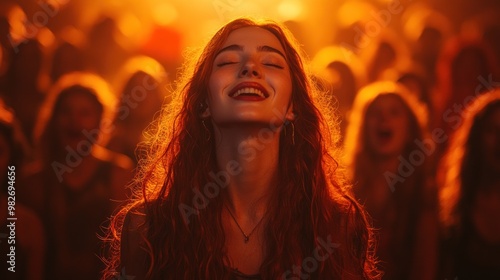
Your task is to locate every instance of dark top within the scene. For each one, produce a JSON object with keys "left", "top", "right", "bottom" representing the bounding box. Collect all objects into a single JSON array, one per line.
[
  {"left": 439, "top": 226, "right": 500, "bottom": 279},
  {"left": 120, "top": 208, "right": 264, "bottom": 280},
  {"left": 19, "top": 160, "right": 115, "bottom": 280}
]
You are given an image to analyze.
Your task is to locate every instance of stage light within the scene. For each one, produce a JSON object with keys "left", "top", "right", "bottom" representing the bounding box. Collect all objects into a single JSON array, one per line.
[
  {"left": 278, "top": 0, "right": 304, "bottom": 21},
  {"left": 152, "top": 2, "right": 178, "bottom": 26}
]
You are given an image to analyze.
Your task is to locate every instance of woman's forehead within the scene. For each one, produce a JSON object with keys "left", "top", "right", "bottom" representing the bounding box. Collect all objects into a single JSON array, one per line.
[
  {"left": 57, "top": 89, "right": 102, "bottom": 110},
  {"left": 373, "top": 94, "right": 404, "bottom": 104},
  {"left": 221, "top": 26, "right": 285, "bottom": 53}
]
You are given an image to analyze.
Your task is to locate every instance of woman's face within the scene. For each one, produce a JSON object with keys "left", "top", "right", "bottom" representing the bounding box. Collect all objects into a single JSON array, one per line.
[
  {"left": 54, "top": 91, "right": 102, "bottom": 149},
  {"left": 122, "top": 72, "right": 162, "bottom": 125},
  {"left": 481, "top": 107, "right": 500, "bottom": 172},
  {"left": 365, "top": 94, "right": 411, "bottom": 158},
  {"left": 207, "top": 26, "right": 293, "bottom": 127}
]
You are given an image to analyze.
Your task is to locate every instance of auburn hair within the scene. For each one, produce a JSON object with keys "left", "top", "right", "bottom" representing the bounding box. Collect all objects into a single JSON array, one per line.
[
  {"left": 103, "top": 18, "right": 379, "bottom": 280},
  {"left": 439, "top": 90, "right": 500, "bottom": 235}
]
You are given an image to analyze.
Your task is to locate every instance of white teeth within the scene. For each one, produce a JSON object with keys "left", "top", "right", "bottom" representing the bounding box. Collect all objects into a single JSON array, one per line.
[{"left": 232, "top": 87, "right": 265, "bottom": 98}]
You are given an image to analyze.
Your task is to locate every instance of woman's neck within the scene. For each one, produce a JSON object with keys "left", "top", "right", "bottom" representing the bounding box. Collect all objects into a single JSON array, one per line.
[
  {"left": 214, "top": 124, "right": 280, "bottom": 219},
  {"left": 59, "top": 152, "right": 100, "bottom": 190},
  {"left": 367, "top": 153, "right": 401, "bottom": 176}
]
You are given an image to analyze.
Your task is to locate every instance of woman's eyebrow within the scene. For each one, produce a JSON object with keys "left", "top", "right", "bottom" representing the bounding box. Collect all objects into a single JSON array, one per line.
[
  {"left": 215, "top": 44, "right": 286, "bottom": 59},
  {"left": 257, "top": 45, "right": 286, "bottom": 59},
  {"left": 215, "top": 44, "right": 242, "bottom": 57}
]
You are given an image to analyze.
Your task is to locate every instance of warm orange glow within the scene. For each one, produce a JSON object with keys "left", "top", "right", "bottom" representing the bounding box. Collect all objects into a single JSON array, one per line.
[
  {"left": 278, "top": 0, "right": 304, "bottom": 21},
  {"left": 311, "top": 45, "right": 367, "bottom": 87},
  {"left": 37, "top": 26, "right": 54, "bottom": 48},
  {"left": 402, "top": 3, "right": 452, "bottom": 43},
  {"left": 152, "top": 2, "right": 178, "bottom": 26},
  {"left": 140, "top": 25, "right": 182, "bottom": 64},
  {"left": 116, "top": 12, "right": 145, "bottom": 49},
  {"left": 2, "top": 3, "right": 27, "bottom": 43},
  {"left": 337, "top": 0, "right": 376, "bottom": 27}
]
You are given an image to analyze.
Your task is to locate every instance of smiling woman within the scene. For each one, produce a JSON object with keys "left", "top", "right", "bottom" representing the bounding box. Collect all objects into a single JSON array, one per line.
[
  {"left": 103, "top": 18, "right": 380, "bottom": 280},
  {"left": 206, "top": 26, "right": 294, "bottom": 127}
]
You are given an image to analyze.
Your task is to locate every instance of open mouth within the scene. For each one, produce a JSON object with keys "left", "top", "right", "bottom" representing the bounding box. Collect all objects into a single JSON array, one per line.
[
  {"left": 376, "top": 128, "right": 393, "bottom": 142},
  {"left": 229, "top": 82, "right": 269, "bottom": 101}
]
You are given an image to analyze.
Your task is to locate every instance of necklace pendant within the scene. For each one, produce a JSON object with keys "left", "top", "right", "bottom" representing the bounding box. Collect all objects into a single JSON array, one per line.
[{"left": 244, "top": 236, "right": 249, "bottom": 243}]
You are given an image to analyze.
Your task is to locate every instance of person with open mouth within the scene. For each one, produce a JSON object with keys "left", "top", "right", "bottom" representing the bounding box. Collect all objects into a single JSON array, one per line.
[{"left": 344, "top": 81, "right": 438, "bottom": 280}]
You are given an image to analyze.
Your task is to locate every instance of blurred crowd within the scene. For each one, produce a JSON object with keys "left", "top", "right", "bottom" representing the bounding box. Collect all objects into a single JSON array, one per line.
[{"left": 0, "top": 0, "right": 499, "bottom": 279}]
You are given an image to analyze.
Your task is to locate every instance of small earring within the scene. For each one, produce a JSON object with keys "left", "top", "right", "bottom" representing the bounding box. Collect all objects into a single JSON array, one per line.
[
  {"left": 285, "top": 121, "right": 295, "bottom": 146},
  {"left": 202, "top": 119, "right": 211, "bottom": 141}
]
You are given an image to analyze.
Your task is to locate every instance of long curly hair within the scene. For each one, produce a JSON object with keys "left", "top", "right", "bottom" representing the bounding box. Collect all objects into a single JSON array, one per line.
[
  {"left": 439, "top": 90, "right": 500, "bottom": 236},
  {"left": 103, "top": 18, "right": 379, "bottom": 280}
]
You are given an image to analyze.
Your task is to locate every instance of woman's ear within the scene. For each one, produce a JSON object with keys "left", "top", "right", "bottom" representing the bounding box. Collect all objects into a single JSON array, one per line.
[
  {"left": 285, "top": 103, "right": 295, "bottom": 121},
  {"left": 200, "top": 102, "right": 211, "bottom": 118}
]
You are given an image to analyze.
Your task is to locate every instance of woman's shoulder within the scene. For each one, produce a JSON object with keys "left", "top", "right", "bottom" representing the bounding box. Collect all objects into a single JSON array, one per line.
[
  {"left": 326, "top": 192, "right": 374, "bottom": 249},
  {"left": 326, "top": 191, "right": 365, "bottom": 222},
  {"left": 321, "top": 193, "right": 380, "bottom": 279},
  {"left": 123, "top": 203, "right": 147, "bottom": 231},
  {"left": 14, "top": 202, "right": 46, "bottom": 253},
  {"left": 92, "top": 145, "right": 135, "bottom": 171},
  {"left": 119, "top": 201, "right": 155, "bottom": 242},
  {"left": 121, "top": 196, "right": 172, "bottom": 228},
  {"left": 317, "top": 193, "right": 369, "bottom": 252},
  {"left": 118, "top": 198, "right": 176, "bottom": 279},
  {"left": 119, "top": 203, "right": 149, "bottom": 279},
  {"left": 92, "top": 145, "right": 136, "bottom": 201}
]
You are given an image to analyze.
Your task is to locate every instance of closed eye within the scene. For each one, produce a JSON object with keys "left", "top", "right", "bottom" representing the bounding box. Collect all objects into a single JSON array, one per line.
[
  {"left": 264, "top": 63, "right": 284, "bottom": 69},
  {"left": 217, "top": 61, "right": 238, "bottom": 67}
]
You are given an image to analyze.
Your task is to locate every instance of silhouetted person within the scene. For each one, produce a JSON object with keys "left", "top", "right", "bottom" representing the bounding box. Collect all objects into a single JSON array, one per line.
[
  {"left": 19, "top": 72, "right": 133, "bottom": 280},
  {"left": 0, "top": 100, "right": 45, "bottom": 280},
  {"left": 107, "top": 56, "right": 169, "bottom": 164},
  {"left": 438, "top": 90, "right": 500, "bottom": 279}
]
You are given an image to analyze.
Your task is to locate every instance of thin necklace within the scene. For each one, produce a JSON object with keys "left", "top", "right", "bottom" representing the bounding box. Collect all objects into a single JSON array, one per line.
[{"left": 224, "top": 204, "right": 265, "bottom": 243}]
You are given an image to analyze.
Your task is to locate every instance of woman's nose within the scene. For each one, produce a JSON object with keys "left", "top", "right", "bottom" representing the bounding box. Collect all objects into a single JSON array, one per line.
[
  {"left": 239, "top": 60, "right": 261, "bottom": 78},
  {"left": 375, "top": 111, "right": 389, "bottom": 122}
]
